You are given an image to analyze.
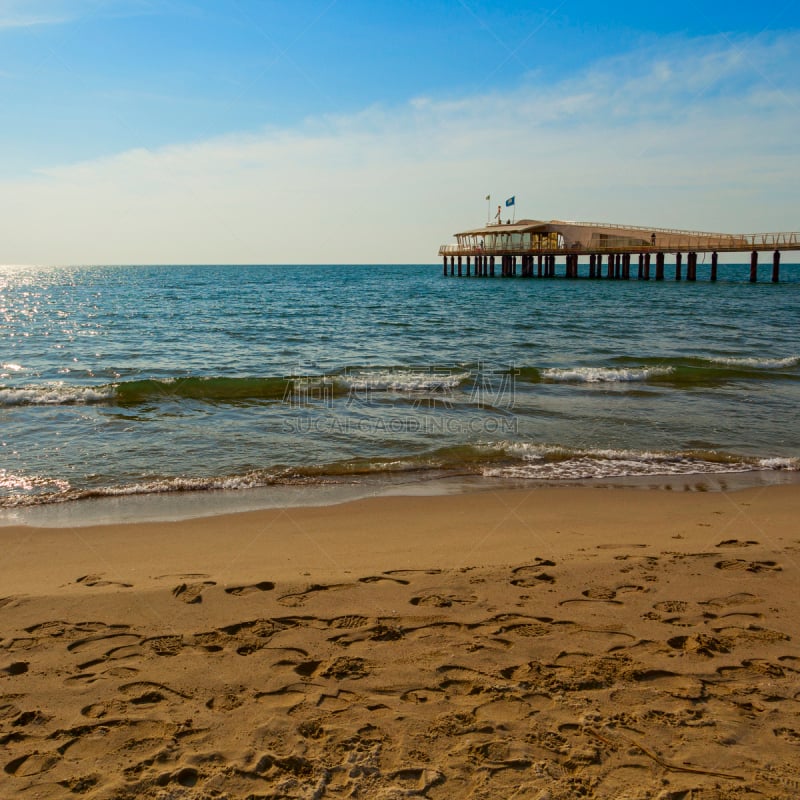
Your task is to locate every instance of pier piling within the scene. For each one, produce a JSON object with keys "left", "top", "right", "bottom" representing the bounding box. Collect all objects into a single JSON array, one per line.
[
  {"left": 656, "top": 252, "right": 664, "bottom": 281},
  {"left": 773, "top": 250, "right": 781, "bottom": 283},
  {"left": 675, "top": 252, "right": 682, "bottom": 281},
  {"left": 711, "top": 251, "right": 718, "bottom": 282},
  {"left": 750, "top": 250, "right": 758, "bottom": 283}
]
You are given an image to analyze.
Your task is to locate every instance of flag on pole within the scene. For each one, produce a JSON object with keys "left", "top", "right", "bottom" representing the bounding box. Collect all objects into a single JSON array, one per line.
[
  {"left": 505, "top": 196, "right": 515, "bottom": 207},
  {"left": 485, "top": 194, "right": 490, "bottom": 201}
]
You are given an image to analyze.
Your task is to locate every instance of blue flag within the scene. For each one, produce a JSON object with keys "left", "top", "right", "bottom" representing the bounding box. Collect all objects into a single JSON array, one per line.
[{"left": 505, "top": 196, "right": 515, "bottom": 207}]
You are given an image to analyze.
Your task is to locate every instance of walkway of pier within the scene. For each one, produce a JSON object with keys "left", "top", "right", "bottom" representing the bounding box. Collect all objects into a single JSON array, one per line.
[{"left": 438, "top": 221, "right": 800, "bottom": 282}]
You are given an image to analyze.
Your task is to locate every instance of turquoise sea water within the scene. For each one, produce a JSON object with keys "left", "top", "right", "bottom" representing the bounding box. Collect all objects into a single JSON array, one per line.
[{"left": 1, "top": 262, "right": 798, "bottom": 509}]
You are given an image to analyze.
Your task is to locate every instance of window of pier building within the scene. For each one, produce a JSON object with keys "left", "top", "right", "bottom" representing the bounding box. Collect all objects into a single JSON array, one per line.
[{"left": 591, "top": 232, "right": 650, "bottom": 248}]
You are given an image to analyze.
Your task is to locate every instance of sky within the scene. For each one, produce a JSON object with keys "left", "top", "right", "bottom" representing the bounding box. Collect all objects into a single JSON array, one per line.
[{"left": 0, "top": 0, "right": 798, "bottom": 264}]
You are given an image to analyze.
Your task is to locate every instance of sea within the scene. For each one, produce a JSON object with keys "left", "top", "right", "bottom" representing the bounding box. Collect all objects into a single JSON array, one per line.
[{"left": 1, "top": 262, "right": 798, "bottom": 524}]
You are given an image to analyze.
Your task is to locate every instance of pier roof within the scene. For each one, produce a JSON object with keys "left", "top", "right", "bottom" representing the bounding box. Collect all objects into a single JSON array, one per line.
[{"left": 456, "top": 219, "right": 547, "bottom": 236}]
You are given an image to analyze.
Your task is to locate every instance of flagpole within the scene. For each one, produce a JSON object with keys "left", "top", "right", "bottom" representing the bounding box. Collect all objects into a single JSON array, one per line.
[{"left": 486, "top": 194, "right": 490, "bottom": 225}]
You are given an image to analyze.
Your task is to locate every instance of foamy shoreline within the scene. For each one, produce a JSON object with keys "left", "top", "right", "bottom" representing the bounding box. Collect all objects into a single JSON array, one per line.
[{"left": 3, "top": 466, "right": 800, "bottom": 529}]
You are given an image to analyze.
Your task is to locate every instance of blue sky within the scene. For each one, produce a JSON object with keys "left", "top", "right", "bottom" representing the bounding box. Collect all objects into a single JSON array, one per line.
[{"left": 0, "top": 1, "right": 798, "bottom": 263}]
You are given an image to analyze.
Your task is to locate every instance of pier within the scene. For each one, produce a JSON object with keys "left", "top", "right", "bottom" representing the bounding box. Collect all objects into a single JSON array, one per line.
[{"left": 439, "top": 220, "right": 800, "bottom": 282}]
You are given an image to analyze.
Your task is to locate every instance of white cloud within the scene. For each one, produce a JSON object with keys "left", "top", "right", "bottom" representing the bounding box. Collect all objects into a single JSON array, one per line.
[{"left": 1, "top": 32, "right": 798, "bottom": 264}]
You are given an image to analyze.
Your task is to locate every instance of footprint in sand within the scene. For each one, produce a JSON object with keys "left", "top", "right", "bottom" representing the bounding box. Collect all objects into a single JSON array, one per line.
[
  {"left": 75, "top": 574, "right": 133, "bottom": 588},
  {"left": 188, "top": 630, "right": 229, "bottom": 653},
  {"left": 717, "top": 539, "right": 760, "bottom": 547},
  {"left": 144, "top": 635, "right": 184, "bottom": 657},
  {"left": 329, "top": 622, "right": 403, "bottom": 646},
  {"left": 206, "top": 691, "right": 246, "bottom": 711},
  {"left": 319, "top": 656, "right": 370, "bottom": 680},
  {"left": 277, "top": 583, "right": 353, "bottom": 607},
  {"left": 64, "top": 664, "right": 139, "bottom": 685},
  {"left": 81, "top": 699, "right": 129, "bottom": 718},
  {"left": 561, "top": 587, "right": 623, "bottom": 606},
  {"left": 4, "top": 751, "right": 61, "bottom": 777},
  {"left": 653, "top": 600, "right": 689, "bottom": 613},
  {"left": 1, "top": 661, "right": 29, "bottom": 676},
  {"left": 173, "top": 581, "right": 216, "bottom": 604},
  {"left": 714, "top": 559, "right": 781, "bottom": 573},
  {"left": 410, "top": 593, "right": 476, "bottom": 608},
  {"left": 774, "top": 727, "right": 800, "bottom": 745},
  {"left": 8, "top": 709, "right": 50, "bottom": 727},
  {"left": 328, "top": 615, "right": 370, "bottom": 629},
  {"left": 582, "top": 587, "right": 618, "bottom": 600},
  {"left": 358, "top": 575, "right": 410, "bottom": 586},
  {"left": 701, "top": 591, "right": 762, "bottom": 609},
  {"left": 214, "top": 618, "right": 289, "bottom": 655},
  {"left": 388, "top": 768, "right": 445, "bottom": 794},
  {"left": 667, "top": 633, "right": 730, "bottom": 657},
  {"left": 119, "top": 680, "right": 193, "bottom": 703},
  {"left": 510, "top": 564, "right": 556, "bottom": 588},
  {"left": 66, "top": 628, "right": 139, "bottom": 654},
  {"left": 495, "top": 620, "right": 553, "bottom": 638},
  {"left": 225, "top": 581, "right": 275, "bottom": 596},
  {"left": 218, "top": 618, "right": 286, "bottom": 638}
]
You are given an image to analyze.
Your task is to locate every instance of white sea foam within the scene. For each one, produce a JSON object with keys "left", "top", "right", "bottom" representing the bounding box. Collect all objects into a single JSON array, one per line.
[
  {"left": 541, "top": 366, "right": 673, "bottom": 383},
  {"left": 713, "top": 356, "right": 800, "bottom": 369},
  {"left": 484, "top": 456, "right": 752, "bottom": 481},
  {"left": 0, "top": 469, "right": 70, "bottom": 494},
  {"left": 95, "top": 475, "right": 269, "bottom": 495},
  {"left": 0, "top": 384, "right": 116, "bottom": 406},
  {"left": 484, "top": 443, "right": 798, "bottom": 480},
  {"left": 501, "top": 442, "right": 668, "bottom": 462},
  {"left": 0, "top": 472, "right": 276, "bottom": 507},
  {"left": 757, "top": 457, "right": 800, "bottom": 471},
  {"left": 336, "top": 370, "right": 471, "bottom": 392}
]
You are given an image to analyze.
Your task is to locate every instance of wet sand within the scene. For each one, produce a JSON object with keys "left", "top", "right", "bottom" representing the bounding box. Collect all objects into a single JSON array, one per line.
[{"left": 1, "top": 485, "right": 799, "bottom": 798}]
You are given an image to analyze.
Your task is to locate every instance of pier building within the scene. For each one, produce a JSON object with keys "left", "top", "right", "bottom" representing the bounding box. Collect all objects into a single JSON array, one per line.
[{"left": 439, "top": 219, "right": 800, "bottom": 282}]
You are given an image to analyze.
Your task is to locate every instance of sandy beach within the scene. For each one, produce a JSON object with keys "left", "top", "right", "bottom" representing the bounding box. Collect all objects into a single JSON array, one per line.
[{"left": 2, "top": 484, "right": 799, "bottom": 799}]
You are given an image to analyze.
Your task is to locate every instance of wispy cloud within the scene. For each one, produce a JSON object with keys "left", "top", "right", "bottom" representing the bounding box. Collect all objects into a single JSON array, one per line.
[
  {"left": 0, "top": 0, "right": 154, "bottom": 31},
  {"left": 1, "top": 32, "right": 798, "bottom": 264},
  {"left": 0, "top": 13, "right": 68, "bottom": 29},
  {"left": 0, "top": 0, "right": 80, "bottom": 29}
]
